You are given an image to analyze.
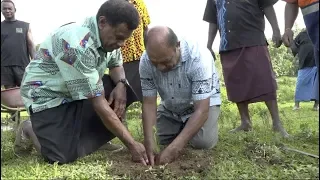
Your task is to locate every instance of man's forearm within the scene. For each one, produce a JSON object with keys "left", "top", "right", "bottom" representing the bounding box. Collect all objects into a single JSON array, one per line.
[
  {"left": 264, "top": 6, "right": 280, "bottom": 32},
  {"left": 170, "top": 109, "right": 209, "bottom": 149},
  {"left": 91, "top": 96, "right": 136, "bottom": 148},
  {"left": 109, "top": 66, "right": 126, "bottom": 84},
  {"left": 285, "top": 3, "right": 299, "bottom": 30},
  {"left": 207, "top": 23, "right": 218, "bottom": 49},
  {"left": 142, "top": 100, "right": 157, "bottom": 148}
]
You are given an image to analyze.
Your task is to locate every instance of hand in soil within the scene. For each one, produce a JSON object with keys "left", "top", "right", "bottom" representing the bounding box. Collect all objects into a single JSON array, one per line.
[
  {"left": 155, "top": 145, "right": 181, "bottom": 165},
  {"left": 146, "top": 150, "right": 155, "bottom": 166},
  {"left": 129, "top": 142, "right": 148, "bottom": 165}
]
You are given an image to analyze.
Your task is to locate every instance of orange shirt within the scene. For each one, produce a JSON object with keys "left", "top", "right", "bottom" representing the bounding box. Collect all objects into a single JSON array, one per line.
[
  {"left": 121, "top": 0, "right": 151, "bottom": 63},
  {"left": 284, "top": 0, "right": 318, "bottom": 8}
]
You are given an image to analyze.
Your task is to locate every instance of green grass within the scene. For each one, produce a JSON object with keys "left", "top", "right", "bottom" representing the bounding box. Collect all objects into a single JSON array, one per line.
[{"left": 1, "top": 76, "right": 319, "bottom": 179}]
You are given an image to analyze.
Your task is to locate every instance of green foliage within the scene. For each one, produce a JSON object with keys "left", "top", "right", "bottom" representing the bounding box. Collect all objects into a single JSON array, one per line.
[{"left": 268, "top": 42, "right": 298, "bottom": 77}]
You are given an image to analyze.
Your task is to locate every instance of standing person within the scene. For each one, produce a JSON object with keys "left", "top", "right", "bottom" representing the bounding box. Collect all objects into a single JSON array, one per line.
[
  {"left": 121, "top": 0, "right": 150, "bottom": 102},
  {"left": 203, "top": 0, "right": 289, "bottom": 137},
  {"left": 282, "top": 0, "right": 319, "bottom": 103},
  {"left": 141, "top": 26, "right": 221, "bottom": 165},
  {"left": 15, "top": 0, "right": 149, "bottom": 165},
  {"left": 290, "top": 30, "right": 318, "bottom": 111},
  {"left": 1, "top": 0, "right": 36, "bottom": 89}
]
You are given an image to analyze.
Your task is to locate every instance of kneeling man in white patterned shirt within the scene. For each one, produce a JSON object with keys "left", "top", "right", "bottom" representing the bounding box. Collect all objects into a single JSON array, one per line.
[{"left": 140, "top": 26, "right": 221, "bottom": 166}]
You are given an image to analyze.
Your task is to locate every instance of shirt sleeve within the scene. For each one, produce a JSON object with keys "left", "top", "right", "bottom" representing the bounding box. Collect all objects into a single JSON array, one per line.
[
  {"left": 282, "top": 0, "right": 298, "bottom": 3},
  {"left": 139, "top": 0, "right": 151, "bottom": 28},
  {"left": 203, "top": 0, "right": 218, "bottom": 24},
  {"left": 107, "top": 48, "right": 123, "bottom": 68},
  {"left": 139, "top": 52, "right": 157, "bottom": 97},
  {"left": 189, "top": 43, "right": 216, "bottom": 101},
  {"left": 56, "top": 45, "right": 104, "bottom": 100},
  {"left": 258, "top": 0, "right": 278, "bottom": 9}
]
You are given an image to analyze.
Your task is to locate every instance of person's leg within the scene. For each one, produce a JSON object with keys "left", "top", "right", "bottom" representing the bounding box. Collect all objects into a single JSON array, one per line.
[
  {"left": 264, "top": 100, "right": 289, "bottom": 137},
  {"left": 12, "top": 66, "right": 26, "bottom": 87},
  {"left": 29, "top": 101, "right": 88, "bottom": 164},
  {"left": 230, "top": 102, "right": 252, "bottom": 132},
  {"left": 313, "top": 100, "right": 319, "bottom": 111},
  {"left": 123, "top": 60, "right": 143, "bottom": 102},
  {"left": 1, "top": 66, "right": 15, "bottom": 89},
  {"left": 156, "top": 104, "right": 183, "bottom": 146},
  {"left": 190, "top": 105, "right": 220, "bottom": 149},
  {"left": 293, "top": 101, "right": 300, "bottom": 110}
]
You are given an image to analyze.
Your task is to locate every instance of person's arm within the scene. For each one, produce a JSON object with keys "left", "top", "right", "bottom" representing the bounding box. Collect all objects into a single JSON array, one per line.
[
  {"left": 91, "top": 94, "right": 136, "bottom": 147},
  {"left": 207, "top": 23, "right": 218, "bottom": 52},
  {"left": 203, "top": 0, "right": 218, "bottom": 59},
  {"left": 108, "top": 49, "right": 126, "bottom": 83},
  {"left": 284, "top": 1, "right": 299, "bottom": 31},
  {"left": 139, "top": 53, "right": 158, "bottom": 165},
  {"left": 260, "top": 0, "right": 282, "bottom": 47},
  {"left": 263, "top": 5, "right": 280, "bottom": 34},
  {"left": 27, "top": 25, "right": 36, "bottom": 60},
  {"left": 56, "top": 44, "right": 136, "bottom": 149},
  {"left": 282, "top": 1, "right": 299, "bottom": 46}
]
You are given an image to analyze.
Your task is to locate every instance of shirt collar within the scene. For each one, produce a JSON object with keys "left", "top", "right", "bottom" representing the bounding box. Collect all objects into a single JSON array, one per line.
[{"left": 83, "top": 16, "right": 103, "bottom": 48}]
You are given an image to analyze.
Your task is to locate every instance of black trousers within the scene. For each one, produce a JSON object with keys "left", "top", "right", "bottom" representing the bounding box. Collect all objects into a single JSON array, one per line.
[
  {"left": 1, "top": 65, "right": 26, "bottom": 87},
  {"left": 30, "top": 75, "right": 138, "bottom": 164}
]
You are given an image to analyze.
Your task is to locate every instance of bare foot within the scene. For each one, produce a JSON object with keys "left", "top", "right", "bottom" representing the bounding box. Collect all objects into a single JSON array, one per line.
[
  {"left": 273, "top": 124, "right": 290, "bottom": 138},
  {"left": 229, "top": 123, "right": 252, "bottom": 133}
]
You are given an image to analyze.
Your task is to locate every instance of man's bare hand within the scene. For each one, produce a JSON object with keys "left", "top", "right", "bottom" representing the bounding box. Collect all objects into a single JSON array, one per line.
[
  {"left": 144, "top": 139, "right": 156, "bottom": 166},
  {"left": 282, "top": 29, "right": 294, "bottom": 47},
  {"left": 108, "top": 83, "right": 126, "bottom": 118},
  {"left": 129, "top": 142, "right": 149, "bottom": 165},
  {"left": 272, "top": 29, "right": 282, "bottom": 48},
  {"left": 155, "top": 145, "right": 181, "bottom": 165}
]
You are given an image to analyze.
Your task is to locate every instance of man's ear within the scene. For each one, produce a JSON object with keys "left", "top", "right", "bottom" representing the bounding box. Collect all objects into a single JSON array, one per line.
[
  {"left": 97, "top": 16, "right": 107, "bottom": 29},
  {"left": 176, "top": 41, "right": 180, "bottom": 48}
]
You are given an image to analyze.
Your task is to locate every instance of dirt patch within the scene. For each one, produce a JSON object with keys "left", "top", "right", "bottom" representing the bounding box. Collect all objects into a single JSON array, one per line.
[{"left": 106, "top": 148, "right": 213, "bottom": 180}]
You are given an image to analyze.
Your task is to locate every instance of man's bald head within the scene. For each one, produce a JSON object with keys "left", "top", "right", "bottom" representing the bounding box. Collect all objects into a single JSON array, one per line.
[
  {"left": 144, "top": 26, "right": 181, "bottom": 72},
  {"left": 145, "top": 26, "right": 178, "bottom": 49}
]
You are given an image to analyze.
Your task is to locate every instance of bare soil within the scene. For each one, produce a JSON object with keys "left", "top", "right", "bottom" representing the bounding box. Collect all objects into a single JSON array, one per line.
[{"left": 105, "top": 148, "right": 214, "bottom": 180}]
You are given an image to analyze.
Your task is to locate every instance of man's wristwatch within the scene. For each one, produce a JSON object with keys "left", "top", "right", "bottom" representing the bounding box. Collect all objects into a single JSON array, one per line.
[{"left": 118, "top": 78, "right": 129, "bottom": 87}]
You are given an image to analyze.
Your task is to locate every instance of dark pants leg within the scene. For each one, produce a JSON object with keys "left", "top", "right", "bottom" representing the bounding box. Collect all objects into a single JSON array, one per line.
[
  {"left": 30, "top": 75, "right": 138, "bottom": 164},
  {"left": 1, "top": 66, "right": 25, "bottom": 88},
  {"left": 123, "top": 60, "right": 142, "bottom": 102}
]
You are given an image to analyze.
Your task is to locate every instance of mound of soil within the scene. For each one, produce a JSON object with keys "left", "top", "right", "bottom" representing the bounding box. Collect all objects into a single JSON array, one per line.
[{"left": 106, "top": 148, "right": 214, "bottom": 180}]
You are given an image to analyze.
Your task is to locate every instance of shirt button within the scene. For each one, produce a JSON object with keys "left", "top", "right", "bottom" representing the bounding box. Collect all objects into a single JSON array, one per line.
[
  {"left": 172, "top": 97, "right": 174, "bottom": 99},
  {"left": 227, "top": 1, "right": 230, "bottom": 4},
  {"left": 170, "top": 83, "right": 172, "bottom": 85},
  {"left": 228, "top": 20, "right": 230, "bottom": 23},
  {"left": 228, "top": 30, "right": 231, "bottom": 32}
]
